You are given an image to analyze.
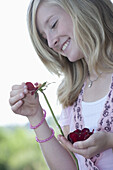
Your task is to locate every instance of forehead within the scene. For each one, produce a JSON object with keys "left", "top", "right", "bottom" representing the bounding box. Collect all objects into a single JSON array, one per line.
[{"left": 36, "top": 2, "right": 63, "bottom": 32}]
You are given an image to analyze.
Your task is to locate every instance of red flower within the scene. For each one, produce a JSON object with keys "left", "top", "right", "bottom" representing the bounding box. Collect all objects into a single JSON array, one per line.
[
  {"left": 67, "top": 128, "right": 94, "bottom": 144},
  {"left": 26, "top": 82, "right": 39, "bottom": 95}
]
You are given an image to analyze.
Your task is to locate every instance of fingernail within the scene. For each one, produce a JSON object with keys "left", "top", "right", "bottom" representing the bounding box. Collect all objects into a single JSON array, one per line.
[
  {"left": 20, "top": 93, "right": 24, "bottom": 97},
  {"left": 24, "top": 89, "right": 28, "bottom": 93},
  {"left": 24, "top": 85, "right": 27, "bottom": 88},
  {"left": 18, "top": 100, "right": 22, "bottom": 104}
]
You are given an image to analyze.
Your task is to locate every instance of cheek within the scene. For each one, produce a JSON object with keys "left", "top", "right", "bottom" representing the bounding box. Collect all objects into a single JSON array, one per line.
[
  {"left": 58, "top": 26, "right": 73, "bottom": 37},
  {"left": 71, "top": 45, "right": 84, "bottom": 60},
  {"left": 59, "top": 17, "right": 73, "bottom": 35}
]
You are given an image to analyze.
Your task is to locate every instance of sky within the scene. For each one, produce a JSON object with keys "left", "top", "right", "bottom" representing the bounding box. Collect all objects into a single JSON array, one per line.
[{"left": 1, "top": 0, "right": 113, "bottom": 127}]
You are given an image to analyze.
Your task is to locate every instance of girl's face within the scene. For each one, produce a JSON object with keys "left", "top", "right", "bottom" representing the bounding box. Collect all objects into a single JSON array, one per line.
[{"left": 37, "top": 2, "right": 84, "bottom": 62}]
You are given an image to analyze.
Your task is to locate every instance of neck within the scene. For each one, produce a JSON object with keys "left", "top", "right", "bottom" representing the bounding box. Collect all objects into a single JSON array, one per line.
[
  {"left": 87, "top": 70, "right": 103, "bottom": 88},
  {"left": 88, "top": 70, "right": 102, "bottom": 78}
]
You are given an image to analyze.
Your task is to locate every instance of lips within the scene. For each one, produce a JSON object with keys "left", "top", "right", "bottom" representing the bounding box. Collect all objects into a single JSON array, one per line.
[{"left": 67, "top": 128, "right": 94, "bottom": 144}]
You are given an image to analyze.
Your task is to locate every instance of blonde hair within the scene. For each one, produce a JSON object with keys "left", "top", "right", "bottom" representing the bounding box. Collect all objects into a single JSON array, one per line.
[{"left": 27, "top": 0, "right": 113, "bottom": 108}]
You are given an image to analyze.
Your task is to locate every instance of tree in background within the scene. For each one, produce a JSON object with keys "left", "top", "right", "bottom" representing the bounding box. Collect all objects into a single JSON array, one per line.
[{"left": 0, "top": 126, "right": 49, "bottom": 170}]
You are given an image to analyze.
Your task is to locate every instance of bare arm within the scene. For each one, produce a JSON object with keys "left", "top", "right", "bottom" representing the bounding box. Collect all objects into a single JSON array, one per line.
[
  {"left": 9, "top": 83, "right": 77, "bottom": 170},
  {"left": 29, "top": 116, "right": 77, "bottom": 170}
]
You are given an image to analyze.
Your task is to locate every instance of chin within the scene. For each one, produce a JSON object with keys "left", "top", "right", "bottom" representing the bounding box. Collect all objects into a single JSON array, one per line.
[
  {"left": 68, "top": 57, "right": 80, "bottom": 63},
  {"left": 68, "top": 54, "right": 84, "bottom": 62}
]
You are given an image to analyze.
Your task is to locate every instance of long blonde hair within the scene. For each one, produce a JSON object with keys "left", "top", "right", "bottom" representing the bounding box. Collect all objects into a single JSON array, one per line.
[{"left": 27, "top": 0, "right": 113, "bottom": 108}]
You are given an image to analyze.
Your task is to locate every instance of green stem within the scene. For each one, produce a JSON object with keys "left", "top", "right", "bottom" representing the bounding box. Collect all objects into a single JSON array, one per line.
[
  {"left": 41, "top": 91, "right": 64, "bottom": 136},
  {"left": 40, "top": 91, "right": 79, "bottom": 170},
  {"left": 71, "top": 152, "right": 79, "bottom": 170}
]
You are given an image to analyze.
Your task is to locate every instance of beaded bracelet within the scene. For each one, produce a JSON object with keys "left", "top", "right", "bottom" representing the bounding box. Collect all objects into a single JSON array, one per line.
[
  {"left": 30, "top": 109, "right": 46, "bottom": 129},
  {"left": 35, "top": 128, "right": 55, "bottom": 143}
]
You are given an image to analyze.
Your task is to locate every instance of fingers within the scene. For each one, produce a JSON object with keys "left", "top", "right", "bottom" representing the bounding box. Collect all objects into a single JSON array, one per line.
[
  {"left": 57, "top": 135, "right": 94, "bottom": 158},
  {"left": 12, "top": 82, "right": 25, "bottom": 90},
  {"left": 10, "top": 88, "right": 28, "bottom": 98},
  {"left": 9, "top": 83, "right": 27, "bottom": 115},
  {"left": 9, "top": 82, "right": 40, "bottom": 117},
  {"left": 58, "top": 135, "right": 74, "bottom": 150},
  {"left": 9, "top": 93, "right": 24, "bottom": 106},
  {"left": 9, "top": 83, "right": 28, "bottom": 107},
  {"left": 73, "top": 134, "right": 95, "bottom": 149},
  {"left": 10, "top": 83, "right": 28, "bottom": 97},
  {"left": 73, "top": 137, "right": 93, "bottom": 149},
  {"left": 57, "top": 135, "right": 81, "bottom": 153},
  {"left": 11, "top": 100, "right": 23, "bottom": 112},
  {"left": 58, "top": 134, "right": 93, "bottom": 150}
]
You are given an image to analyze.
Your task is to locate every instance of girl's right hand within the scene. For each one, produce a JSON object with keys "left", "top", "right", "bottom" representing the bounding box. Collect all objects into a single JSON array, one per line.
[{"left": 9, "top": 82, "right": 42, "bottom": 118}]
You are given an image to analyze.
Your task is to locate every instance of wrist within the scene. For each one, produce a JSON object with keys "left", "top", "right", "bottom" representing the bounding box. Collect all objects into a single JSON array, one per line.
[
  {"left": 30, "top": 109, "right": 46, "bottom": 129},
  {"left": 27, "top": 106, "right": 44, "bottom": 126}
]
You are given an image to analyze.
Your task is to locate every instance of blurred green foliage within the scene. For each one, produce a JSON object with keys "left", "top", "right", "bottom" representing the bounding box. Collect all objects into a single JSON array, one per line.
[{"left": 0, "top": 116, "right": 60, "bottom": 170}]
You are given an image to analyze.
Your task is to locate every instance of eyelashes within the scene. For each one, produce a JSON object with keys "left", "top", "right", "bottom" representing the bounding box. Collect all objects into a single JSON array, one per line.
[
  {"left": 51, "top": 20, "right": 58, "bottom": 29},
  {"left": 39, "top": 19, "right": 58, "bottom": 45}
]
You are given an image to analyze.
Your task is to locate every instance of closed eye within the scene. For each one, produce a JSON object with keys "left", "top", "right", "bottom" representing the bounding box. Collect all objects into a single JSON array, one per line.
[{"left": 51, "top": 20, "right": 58, "bottom": 29}]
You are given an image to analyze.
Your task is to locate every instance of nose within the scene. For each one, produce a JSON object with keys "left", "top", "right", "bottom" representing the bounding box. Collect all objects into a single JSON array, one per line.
[{"left": 47, "top": 33, "right": 59, "bottom": 49}]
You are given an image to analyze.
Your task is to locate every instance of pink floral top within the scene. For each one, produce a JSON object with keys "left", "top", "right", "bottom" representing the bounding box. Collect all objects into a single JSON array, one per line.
[{"left": 59, "top": 76, "right": 113, "bottom": 170}]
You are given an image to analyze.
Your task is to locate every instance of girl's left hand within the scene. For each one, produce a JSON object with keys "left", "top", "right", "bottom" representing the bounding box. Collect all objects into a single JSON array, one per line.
[{"left": 57, "top": 131, "right": 111, "bottom": 159}]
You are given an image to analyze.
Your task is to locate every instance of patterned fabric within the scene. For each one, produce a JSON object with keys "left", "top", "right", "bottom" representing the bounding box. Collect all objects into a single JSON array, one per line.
[{"left": 73, "top": 76, "right": 113, "bottom": 169}]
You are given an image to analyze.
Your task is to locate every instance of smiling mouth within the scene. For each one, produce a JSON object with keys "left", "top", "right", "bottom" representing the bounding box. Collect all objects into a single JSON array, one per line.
[{"left": 61, "top": 38, "right": 71, "bottom": 52}]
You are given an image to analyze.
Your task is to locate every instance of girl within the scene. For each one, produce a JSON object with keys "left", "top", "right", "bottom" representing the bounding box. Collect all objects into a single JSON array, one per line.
[{"left": 9, "top": 0, "right": 113, "bottom": 169}]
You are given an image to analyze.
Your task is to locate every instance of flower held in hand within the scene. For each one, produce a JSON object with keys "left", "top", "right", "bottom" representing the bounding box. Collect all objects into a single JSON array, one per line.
[
  {"left": 67, "top": 128, "right": 94, "bottom": 144},
  {"left": 26, "top": 82, "right": 42, "bottom": 95}
]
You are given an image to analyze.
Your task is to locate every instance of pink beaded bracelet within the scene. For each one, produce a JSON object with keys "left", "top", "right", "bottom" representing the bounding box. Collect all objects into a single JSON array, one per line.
[
  {"left": 30, "top": 109, "right": 46, "bottom": 129},
  {"left": 35, "top": 128, "right": 55, "bottom": 143}
]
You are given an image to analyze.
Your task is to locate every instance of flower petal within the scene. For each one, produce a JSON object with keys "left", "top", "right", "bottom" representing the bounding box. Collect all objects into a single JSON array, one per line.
[{"left": 26, "top": 82, "right": 35, "bottom": 91}]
